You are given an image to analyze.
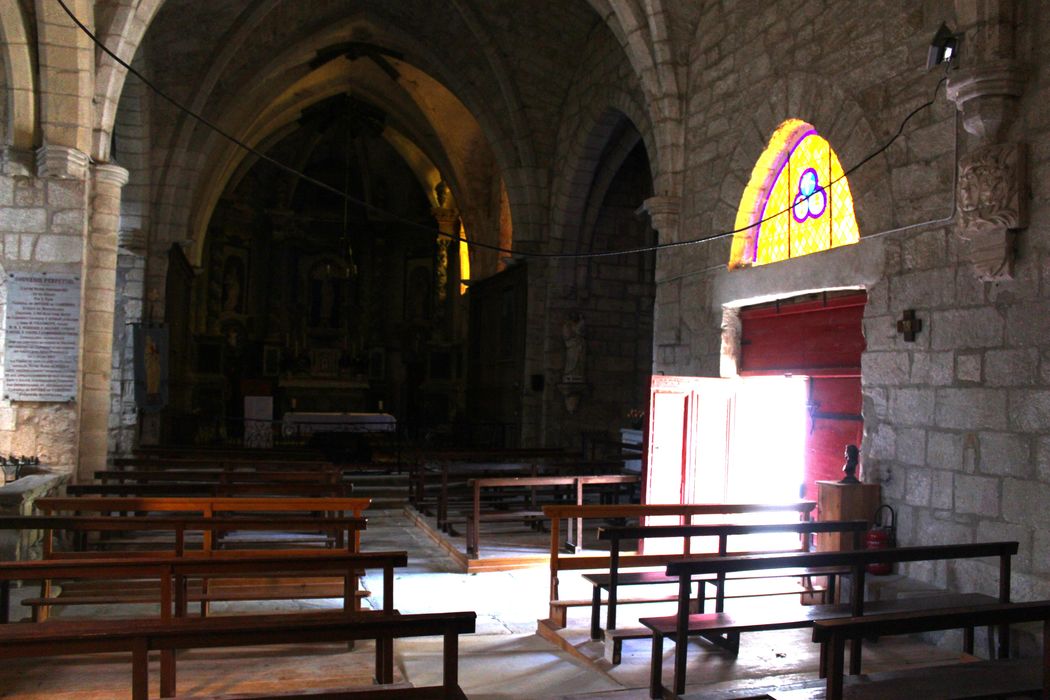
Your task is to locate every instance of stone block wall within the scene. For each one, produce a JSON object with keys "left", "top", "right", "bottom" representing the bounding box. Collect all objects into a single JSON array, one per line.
[
  {"left": 651, "top": 0, "right": 1050, "bottom": 602},
  {"left": 0, "top": 148, "right": 86, "bottom": 474}
]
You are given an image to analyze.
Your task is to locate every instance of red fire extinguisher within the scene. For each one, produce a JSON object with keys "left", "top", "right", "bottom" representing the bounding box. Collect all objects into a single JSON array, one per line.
[{"left": 865, "top": 505, "right": 896, "bottom": 575}]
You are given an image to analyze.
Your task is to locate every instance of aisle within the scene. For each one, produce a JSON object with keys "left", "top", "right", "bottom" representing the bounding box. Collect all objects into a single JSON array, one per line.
[{"left": 361, "top": 509, "right": 624, "bottom": 697}]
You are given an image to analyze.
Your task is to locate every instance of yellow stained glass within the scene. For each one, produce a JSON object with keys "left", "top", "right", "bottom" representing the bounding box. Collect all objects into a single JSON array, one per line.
[{"left": 729, "top": 119, "right": 859, "bottom": 269}]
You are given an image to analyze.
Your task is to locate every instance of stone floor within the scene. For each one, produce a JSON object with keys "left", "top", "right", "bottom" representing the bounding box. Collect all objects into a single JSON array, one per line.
[{"left": 0, "top": 510, "right": 970, "bottom": 699}]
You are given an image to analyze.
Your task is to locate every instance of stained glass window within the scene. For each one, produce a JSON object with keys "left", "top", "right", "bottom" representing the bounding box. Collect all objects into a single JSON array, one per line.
[{"left": 729, "top": 119, "right": 859, "bottom": 269}]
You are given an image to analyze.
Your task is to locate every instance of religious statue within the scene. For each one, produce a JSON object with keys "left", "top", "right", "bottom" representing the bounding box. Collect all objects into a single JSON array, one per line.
[
  {"left": 562, "top": 311, "right": 586, "bottom": 383},
  {"left": 144, "top": 335, "right": 161, "bottom": 398},
  {"left": 221, "top": 258, "right": 244, "bottom": 314},
  {"left": 434, "top": 180, "right": 449, "bottom": 208},
  {"left": 839, "top": 444, "right": 860, "bottom": 484}
]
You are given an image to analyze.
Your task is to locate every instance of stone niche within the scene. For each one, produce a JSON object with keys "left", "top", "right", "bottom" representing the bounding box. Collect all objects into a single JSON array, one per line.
[{"left": 0, "top": 469, "right": 69, "bottom": 561}]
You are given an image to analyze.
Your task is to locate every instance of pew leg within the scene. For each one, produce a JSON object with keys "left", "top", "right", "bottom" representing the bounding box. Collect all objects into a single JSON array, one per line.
[
  {"left": 590, "top": 586, "right": 601, "bottom": 640},
  {"left": 674, "top": 632, "right": 688, "bottom": 696},
  {"left": 374, "top": 636, "right": 394, "bottom": 684},
  {"left": 963, "top": 626, "right": 974, "bottom": 655},
  {"left": 37, "top": 580, "right": 51, "bottom": 623},
  {"left": 649, "top": 632, "right": 664, "bottom": 699},
  {"left": 132, "top": 639, "right": 149, "bottom": 700},
  {"left": 160, "top": 649, "right": 176, "bottom": 697},
  {"left": 848, "top": 636, "right": 862, "bottom": 675},
  {"left": 443, "top": 630, "right": 460, "bottom": 694},
  {"left": 1041, "top": 619, "right": 1049, "bottom": 700},
  {"left": 826, "top": 635, "right": 845, "bottom": 700},
  {"left": 0, "top": 580, "right": 8, "bottom": 623}
]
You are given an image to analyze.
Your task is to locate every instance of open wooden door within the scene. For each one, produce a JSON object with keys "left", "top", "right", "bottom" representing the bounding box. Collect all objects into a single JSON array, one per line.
[
  {"left": 644, "top": 375, "right": 733, "bottom": 509},
  {"left": 739, "top": 291, "right": 866, "bottom": 500}
]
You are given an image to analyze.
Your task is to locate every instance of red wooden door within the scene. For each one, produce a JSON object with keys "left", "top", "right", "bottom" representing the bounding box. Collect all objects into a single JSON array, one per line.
[{"left": 739, "top": 291, "right": 866, "bottom": 500}]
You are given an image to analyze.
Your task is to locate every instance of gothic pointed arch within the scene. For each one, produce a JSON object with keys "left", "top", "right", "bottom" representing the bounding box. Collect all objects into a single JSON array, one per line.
[{"left": 729, "top": 119, "right": 859, "bottom": 269}]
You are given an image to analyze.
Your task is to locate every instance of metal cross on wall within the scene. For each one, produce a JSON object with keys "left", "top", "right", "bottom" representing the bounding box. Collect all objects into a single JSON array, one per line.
[{"left": 896, "top": 309, "right": 923, "bottom": 342}]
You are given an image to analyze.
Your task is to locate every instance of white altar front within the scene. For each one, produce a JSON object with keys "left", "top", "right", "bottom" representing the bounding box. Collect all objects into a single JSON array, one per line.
[{"left": 281, "top": 412, "right": 397, "bottom": 437}]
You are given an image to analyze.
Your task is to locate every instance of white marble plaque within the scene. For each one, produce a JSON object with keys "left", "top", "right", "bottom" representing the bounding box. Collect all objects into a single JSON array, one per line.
[{"left": 4, "top": 272, "right": 81, "bottom": 402}]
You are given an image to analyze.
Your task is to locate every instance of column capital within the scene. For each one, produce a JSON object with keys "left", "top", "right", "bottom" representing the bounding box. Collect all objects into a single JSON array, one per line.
[
  {"left": 93, "top": 162, "right": 130, "bottom": 188},
  {"left": 36, "top": 145, "right": 90, "bottom": 180},
  {"left": 640, "top": 195, "right": 681, "bottom": 235},
  {"left": 431, "top": 206, "right": 460, "bottom": 232}
]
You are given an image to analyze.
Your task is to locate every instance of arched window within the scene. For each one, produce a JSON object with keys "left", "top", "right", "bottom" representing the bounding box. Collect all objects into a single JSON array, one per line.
[{"left": 729, "top": 119, "right": 859, "bottom": 269}]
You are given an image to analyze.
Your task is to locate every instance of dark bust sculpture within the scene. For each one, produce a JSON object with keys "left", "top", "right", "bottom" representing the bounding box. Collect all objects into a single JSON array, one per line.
[{"left": 840, "top": 444, "right": 860, "bottom": 484}]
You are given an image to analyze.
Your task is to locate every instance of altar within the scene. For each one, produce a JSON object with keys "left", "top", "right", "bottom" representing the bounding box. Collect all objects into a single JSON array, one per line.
[{"left": 281, "top": 411, "right": 397, "bottom": 438}]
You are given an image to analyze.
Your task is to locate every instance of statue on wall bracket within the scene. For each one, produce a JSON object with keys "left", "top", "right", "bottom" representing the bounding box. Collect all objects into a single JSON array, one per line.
[
  {"left": 557, "top": 311, "right": 588, "bottom": 414},
  {"left": 957, "top": 142, "right": 1027, "bottom": 281}
]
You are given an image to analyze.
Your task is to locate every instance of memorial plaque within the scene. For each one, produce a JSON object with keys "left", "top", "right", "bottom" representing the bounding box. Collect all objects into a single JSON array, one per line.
[{"left": 4, "top": 272, "right": 81, "bottom": 402}]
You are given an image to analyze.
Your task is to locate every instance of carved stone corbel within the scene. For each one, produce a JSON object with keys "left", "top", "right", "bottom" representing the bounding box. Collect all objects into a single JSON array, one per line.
[
  {"left": 957, "top": 142, "right": 1027, "bottom": 280},
  {"left": 36, "top": 145, "right": 90, "bottom": 180},
  {"left": 946, "top": 60, "right": 1027, "bottom": 143}
]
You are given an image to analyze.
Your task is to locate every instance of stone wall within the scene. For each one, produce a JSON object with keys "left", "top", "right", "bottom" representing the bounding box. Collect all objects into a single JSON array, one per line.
[
  {"left": 652, "top": 0, "right": 1050, "bottom": 603},
  {"left": 0, "top": 149, "right": 87, "bottom": 473}
]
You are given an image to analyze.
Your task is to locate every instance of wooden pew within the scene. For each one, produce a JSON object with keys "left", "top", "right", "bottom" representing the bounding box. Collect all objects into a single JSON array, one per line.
[
  {"left": 113, "top": 457, "right": 336, "bottom": 471},
  {"left": 809, "top": 601, "right": 1050, "bottom": 700},
  {"left": 66, "top": 481, "right": 352, "bottom": 497},
  {"left": 541, "top": 501, "right": 818, "bottom": 627},
  {"left": 95, "top": 469, "right": 344, "bottom": 484},
  {"left": 0, "top": 514, "right": 366, "bottom": 559},
  {"left": 0, "top": 550, "right": 403, "bottom": 622},
  {"left": 464, "top": 474, "right": 640, "bottom": 558},
  {"left": 588, "top": 520, "right": 869, "bottom": 663},
  {"left": 407, "top": 448, "right": 585, "bottom": 512},
  {"left": 643, "top": 541, "right": 1018, "bottom": 699},
  {"left": 0, "top": 609, "right": 475, "bottom": 699},
  {"left": 36, "top": 497, "right": 372, "bottom": 553},
  {"left": 129, "top": 445, "right": 328, "bottom": 462},
  {"left": 419, "top": 459, "right": 621, "bottom": 524}
]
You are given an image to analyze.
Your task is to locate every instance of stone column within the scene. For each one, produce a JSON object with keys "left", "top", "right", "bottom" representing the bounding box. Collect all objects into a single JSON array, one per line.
[
  {"left": 77, "top": 163, "right": 128, "bottom": 480},
  {"left": 431, "top": 207, "right": 460, "bottom": 336},
  {"left": 431, "top": 207, "right": 459, "bottom": 302}
]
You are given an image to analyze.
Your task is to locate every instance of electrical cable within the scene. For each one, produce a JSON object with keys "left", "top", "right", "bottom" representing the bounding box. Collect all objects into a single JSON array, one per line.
[{"left": 57, "top": 0, "right": 950, "bottom": 262}]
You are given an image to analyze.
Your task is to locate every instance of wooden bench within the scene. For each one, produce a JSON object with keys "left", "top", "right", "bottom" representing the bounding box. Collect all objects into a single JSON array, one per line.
[
  {"left": 0, "top": 608, "right": 475, "bottom": 699},
  {"left": 464, "top": 475, "right": 640, "bottom": 558},
  {"left": 642, "top": 541, "right": 1018, "bottom": 699},
  {"left": 66, "top": 481, "right": 352, "bottom": 497},
  {"left": 0, "top": 514, "right": 366, "bottom": 559},
  {"left": 587, "top": 520, "right": 868, "bottom": 663},
  {"left": 0, "top": 549, "right": 403, "bottom": 622},
  {"left": 36, "top": 497, "right": 372, "bottom": 552},
  {"left": 807, "top": 601, "right": 1050, "bottom": 700},
  {"left": 113, "top": 455, "right": 331, "bottom": 470},
  {"left": 541, "top": 501, "right": 818, "bottom": 627},
  {"left": 407, "top": 448, "right": 583, "bottom": 512},
  {"left": 95, "top": 469, "right": 345, "bottom": 484}
]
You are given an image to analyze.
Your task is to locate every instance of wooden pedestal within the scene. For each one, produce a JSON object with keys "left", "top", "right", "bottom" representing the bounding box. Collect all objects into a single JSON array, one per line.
[{"left": 816, "top": 480, "right": 881, "bottom": 552}]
